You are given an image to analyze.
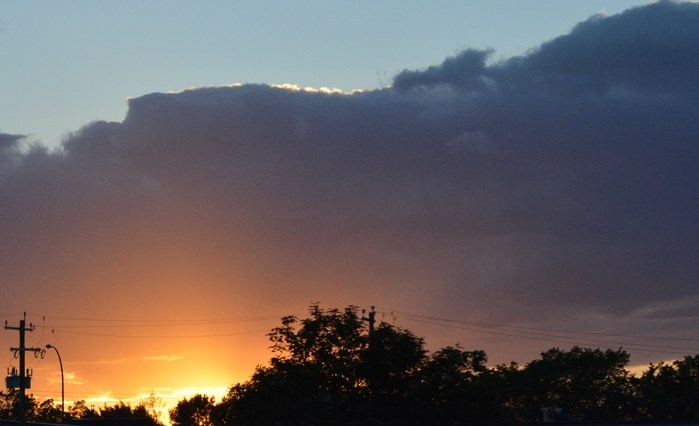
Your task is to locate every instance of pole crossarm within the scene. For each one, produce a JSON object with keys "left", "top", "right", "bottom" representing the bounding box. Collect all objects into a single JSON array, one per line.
[
  {"left": 4, "top": 321, "right": 35, "bottom": 332},
  {"left": 10, "top": 347, "right": 43, "bottom": 353}
]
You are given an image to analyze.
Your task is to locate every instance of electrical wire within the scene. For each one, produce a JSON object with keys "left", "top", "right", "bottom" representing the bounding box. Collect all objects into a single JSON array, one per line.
[
  {"left": 11, "top": 306, "right": 699, "bottom": 356},
  {"left": 375, "top": 306, "right": 699, "bottom": 355},
  {"left": 378, "top": 307, "right": 699, "bottom": 343},
  {"left": 22, "top": 311, "right": 299, "bottom": 339},
  {"left": 27, "top": 312, "right": 293, "bottom": 325},
  {"left": 49, "top": 328, "right": 271, "bottom": 339},
  {"left": 393, "top": 315, "right": 699, "bottom": 355}
]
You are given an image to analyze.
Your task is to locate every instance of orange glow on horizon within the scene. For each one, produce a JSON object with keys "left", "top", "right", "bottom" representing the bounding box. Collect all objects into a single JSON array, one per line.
[{"left": 8, "top": 307, "right": 291, "bottom": 426}]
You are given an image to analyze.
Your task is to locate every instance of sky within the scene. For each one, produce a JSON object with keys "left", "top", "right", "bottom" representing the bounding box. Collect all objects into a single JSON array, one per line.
[
  {"left": 2, "top": 0, "right": 699, "bottom": 423},
  {"left": 3, "top": 0, "right": 650, "bottom": 147}
]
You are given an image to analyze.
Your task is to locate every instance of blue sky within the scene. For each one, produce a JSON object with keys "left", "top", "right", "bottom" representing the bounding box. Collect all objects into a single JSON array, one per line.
[{"left": 3, "top": 1, "right": 647, "bottom": 147}]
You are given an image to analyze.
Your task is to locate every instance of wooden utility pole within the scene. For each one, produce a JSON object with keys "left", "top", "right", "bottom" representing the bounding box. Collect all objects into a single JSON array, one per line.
[
  {"left": 5, "top": 313, "right": 42, "bottom": 425},
  {"left": 362, "top": 305, "right": 377, "bottom": 354},
  {"left": 362, "top": 306, "right": 376, "bottom": 336}
]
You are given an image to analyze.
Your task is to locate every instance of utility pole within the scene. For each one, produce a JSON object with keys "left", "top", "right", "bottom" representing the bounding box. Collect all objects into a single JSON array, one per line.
[
  {"left": 5, "top": 313, "right": 42, "bottom": 425},
  {"left": 362, "top": 306, "right": 376, "bottom": 336},
  {"left": 362, "top": 306, "right": 378, "bottom": 395},
  {"left": 362, "top": 305, "right": 376, "bottom": 353}
]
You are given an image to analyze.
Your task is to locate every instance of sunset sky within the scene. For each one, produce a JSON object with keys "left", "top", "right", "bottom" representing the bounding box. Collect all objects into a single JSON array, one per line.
[{"left": 2, "top": 1, "right": 699, "bottom": 423}]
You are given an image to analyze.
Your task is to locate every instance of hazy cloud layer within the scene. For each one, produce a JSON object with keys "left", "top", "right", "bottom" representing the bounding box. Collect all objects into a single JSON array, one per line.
[{"left": 2, "top": 2, "right": 698, "bottom": 362}]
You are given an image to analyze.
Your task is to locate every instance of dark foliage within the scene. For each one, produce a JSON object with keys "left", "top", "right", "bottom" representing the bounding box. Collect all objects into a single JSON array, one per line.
[
  {"left": 635, "top": 355, "right": 699, "bottom": 422},
  {"left": 170, "top": 394, "right": 215, "bottom": 426},
  {"left": 176, "top": 305, "right": 699, "bottom": 426},
  {"left": 0, "top": 391, "right": 160, "bottom": 425}
]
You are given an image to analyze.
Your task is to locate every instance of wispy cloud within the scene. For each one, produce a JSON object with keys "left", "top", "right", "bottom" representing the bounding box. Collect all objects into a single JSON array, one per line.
[
  {"left": 142, "top": 355, "right": 184, "bottom": 362},
  {"left": 65, "top": 358, "right": 139, "bottom": 366},
  {"left": 630, "top": 296, "right": 699, "bottom": 320},
  {"left": 48, "top": 370, "right": 83, "bottom": 386}
]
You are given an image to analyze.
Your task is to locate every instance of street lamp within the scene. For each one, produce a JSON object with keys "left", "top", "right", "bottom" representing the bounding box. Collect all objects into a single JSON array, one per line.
[{"left": 45, "top": 344, "right": 64, "bottom": 414}]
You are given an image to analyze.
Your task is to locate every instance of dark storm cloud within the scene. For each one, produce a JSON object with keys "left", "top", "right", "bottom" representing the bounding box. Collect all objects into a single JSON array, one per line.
[
  {"left": 393, "top": 49, "right": 493, "bottom": 92},
  {"left": 395, "top": 1, "right": 699, "bottom": 95},
  {"left": 0, "top": 132, "right": 24, "bottom": 147},
  {"left": 1, "top": 1, "right": 698, "bottom": 348},
  {"left": 0, "top": 133, "right": 24, "bottom": 165}
]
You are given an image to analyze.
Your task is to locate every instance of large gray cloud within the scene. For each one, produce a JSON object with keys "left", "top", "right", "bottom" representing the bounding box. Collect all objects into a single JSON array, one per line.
[{"left": 1, "top": 1, "right": 698, "bottom": 363}]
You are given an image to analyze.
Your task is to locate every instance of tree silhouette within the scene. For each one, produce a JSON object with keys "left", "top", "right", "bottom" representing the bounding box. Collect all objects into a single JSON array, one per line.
[
  {"left": 98, "top": 400, "right": 159, "bottom": 424},
  {"left": 0, "top": 390, "right": 65, "bottom": 422},
  {"left": 69, "top": 399, "right": 100, "bottom": 419},
  {"left": 170, "top": 394, "right": 215, "bottom": 426},
  {"left": 169, "top": 305, "right": 699, "bottom": 425},
  {"left": 517, "top": 346, "right": 634, "bottom": 422},
  {"left": 414, "top": 345, "right": 495, "bottom": 424},
  {"left": 215, "top": 304, "right": 435, "bottom": 425},
  {"left": 636, "top": 354, "right": 699, "bottom": 422}
]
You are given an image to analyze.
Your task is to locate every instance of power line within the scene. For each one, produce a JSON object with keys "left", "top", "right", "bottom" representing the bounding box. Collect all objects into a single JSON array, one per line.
[
  {"left": 27, "top": 312, "right": 292, "bottom": 326},
  {"left": 16, "top": 306, "right": 699, "bottom": 356},
  {"left": 375, "top": 306, "right": 699, "bottom": 355},
  {"left": 394, "top": 315, "right": 699, "bottom": 355},
  {"left": 36, "top": 319, "right": 282, "bottom": 329},
  {"left": 24, "top": 311, "right": 298, "bottom": 339},
  {"left": 49, "top": 328, "right": 270, "bottom": 339},
  {"left": 380, "top": 307, "right": 699, "bottom": 343}
]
